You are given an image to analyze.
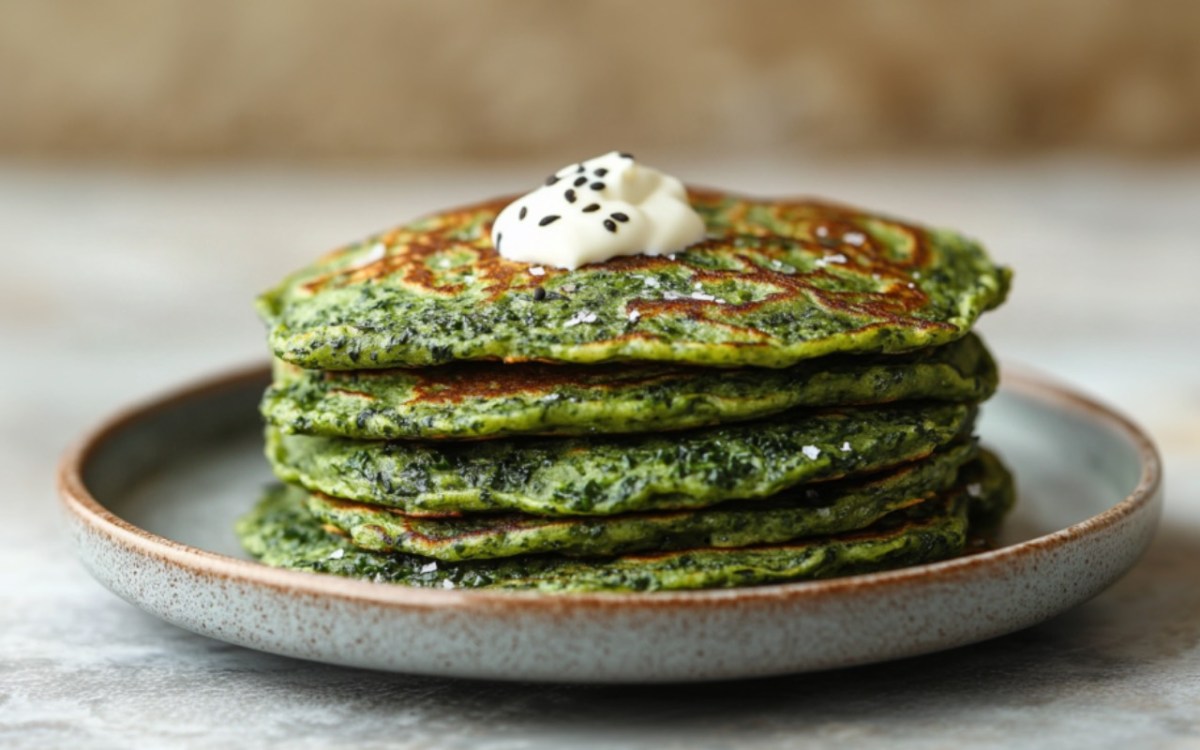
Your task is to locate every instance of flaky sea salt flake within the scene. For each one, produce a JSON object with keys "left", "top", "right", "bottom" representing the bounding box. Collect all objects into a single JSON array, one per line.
[
  {"left": 563, "top": 310, "right": 599, "bottom": 327},
  {"left": 814, "top": 253, "right": 848, "bottom": 269}
]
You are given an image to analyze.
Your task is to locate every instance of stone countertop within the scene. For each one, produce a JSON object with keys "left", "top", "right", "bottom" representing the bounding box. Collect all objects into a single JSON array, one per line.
[{"left": 2, "top": 158, "right": 1198, "bottom": 749}]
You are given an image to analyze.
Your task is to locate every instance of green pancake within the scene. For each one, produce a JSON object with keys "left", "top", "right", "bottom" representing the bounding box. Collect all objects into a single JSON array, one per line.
[
  {"left": 306, "top": 442, "right": 976, "bottom": 561},
  {"left": 264, "top": 333, "right": 997, "bottom": 440},
  {"left": 964, "top": 450, "right": 1017, "bottom": 533},
  {"left": 267, "top": 402, "right": 975, "bottom": 516},
  {"left": 258, "top": 190, "right": 1010, "bottom": 370},
  {"left": 237, "top": 452, "right": 1013, "bottom": 592}
]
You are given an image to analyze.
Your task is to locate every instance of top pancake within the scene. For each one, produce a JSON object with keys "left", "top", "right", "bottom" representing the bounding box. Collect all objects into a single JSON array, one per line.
[{"left": 259, "top": 189, "right": 1010, "bottom": 369}]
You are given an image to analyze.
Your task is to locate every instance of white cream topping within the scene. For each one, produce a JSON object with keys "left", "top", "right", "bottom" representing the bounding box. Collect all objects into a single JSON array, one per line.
[{"left": 491, "top": 151, "right": 706, "bottom": 270}]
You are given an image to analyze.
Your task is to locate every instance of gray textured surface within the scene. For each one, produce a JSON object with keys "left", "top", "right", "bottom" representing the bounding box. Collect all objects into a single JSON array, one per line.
[{"left": 2, "top": 159, "right": 1199, "bottom": 748}]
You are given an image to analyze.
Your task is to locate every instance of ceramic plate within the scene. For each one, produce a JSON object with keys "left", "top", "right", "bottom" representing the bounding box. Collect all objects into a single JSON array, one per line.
[{"left": 59, "top": 367, "right": 1161, "bottom": 683}]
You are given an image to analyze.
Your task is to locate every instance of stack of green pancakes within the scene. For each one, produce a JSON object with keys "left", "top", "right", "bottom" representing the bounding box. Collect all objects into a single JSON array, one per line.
[{"left": 239, "top": 189, "right": 1014, "bottom": 592}]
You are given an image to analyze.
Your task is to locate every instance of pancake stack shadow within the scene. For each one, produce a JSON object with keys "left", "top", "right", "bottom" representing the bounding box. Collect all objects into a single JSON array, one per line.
[{"left": 238, "top": 192, "right": 1014, "bottom": 592}]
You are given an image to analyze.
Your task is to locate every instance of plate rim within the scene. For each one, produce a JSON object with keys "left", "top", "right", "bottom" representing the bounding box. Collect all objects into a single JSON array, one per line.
[{"left": 58, "top": 363, "right": 1163, "bottom": 611}]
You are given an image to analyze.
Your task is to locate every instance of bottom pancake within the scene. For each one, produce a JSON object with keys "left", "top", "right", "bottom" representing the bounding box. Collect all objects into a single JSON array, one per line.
[{"left": 236, "top": 452, "right": 1013, "bottom": 592}]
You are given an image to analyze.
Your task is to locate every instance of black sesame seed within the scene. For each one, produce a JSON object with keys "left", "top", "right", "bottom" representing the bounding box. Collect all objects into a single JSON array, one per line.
[
  {"left": 545, "top": 175, "right": 560, "bottom": 186},
  {"left": 582, "top": 204, "right": 601, "bottom": 213},
  {"left": 576, "top": 164, "right": 585, "bottom": 173},
  {"left": 590, "top": 182, "right": 606, "bottom": 190},
  {"left": 603, "top": 219, "right": 617, "bottom": 233},
  {"left": 495, "top": 232, "right": 502, "bottom": 249},
  {"left": 533, "top": 286, "right": 546, "bottom": 301},
  {"left": 573, "top": 176, "right": 587, "bottom": 187},
  {"left": 539, "top": 215, "right": 560, "bottom": 226},
  {"left": 518, "top": 206, "right": 527, "bottom": 220},
  {"left": 611, "top": 212, "right": 629, "bottom": 222},
  {"left": 565, "top": 189, "right": 576, "bottom": 203},
  {"left": 594, "top": 168, "right": 608, "bottom": 177},
  {"left": 618, "top": 152, "right": 634, "bottom": 159}
]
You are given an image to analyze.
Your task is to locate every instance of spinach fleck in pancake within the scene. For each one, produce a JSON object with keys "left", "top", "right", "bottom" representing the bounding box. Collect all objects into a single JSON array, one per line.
[
  {"left": 237, "top": 452, "right": 1013, "bottom": 592},
  {"left": 307, "top": 443, "right": 976, "bottom": 561},
  {"left": 264, "top": 334, "right": 997, "bottom": 440},
  {"left": 267, "top": 403, "right": 975, "bottom": 516},
  {"left": 258, "top": 190, "right": 1010, "bottom": 370}
]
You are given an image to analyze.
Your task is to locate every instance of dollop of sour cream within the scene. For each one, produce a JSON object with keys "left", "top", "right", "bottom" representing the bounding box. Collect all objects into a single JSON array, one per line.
[{"left": 491, "top": 152, "right": 706, "bottom": 270}]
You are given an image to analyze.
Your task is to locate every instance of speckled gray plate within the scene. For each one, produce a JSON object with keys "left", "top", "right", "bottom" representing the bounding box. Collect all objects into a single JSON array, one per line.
[{"left": 59, "top": 366, "right": 1161, "bottom": 683}]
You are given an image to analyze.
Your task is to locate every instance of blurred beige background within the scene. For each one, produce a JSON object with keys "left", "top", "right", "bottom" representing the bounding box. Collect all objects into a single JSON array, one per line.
[{"left": 3, "top": 0, "right": 1198, "bottom": 162}]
